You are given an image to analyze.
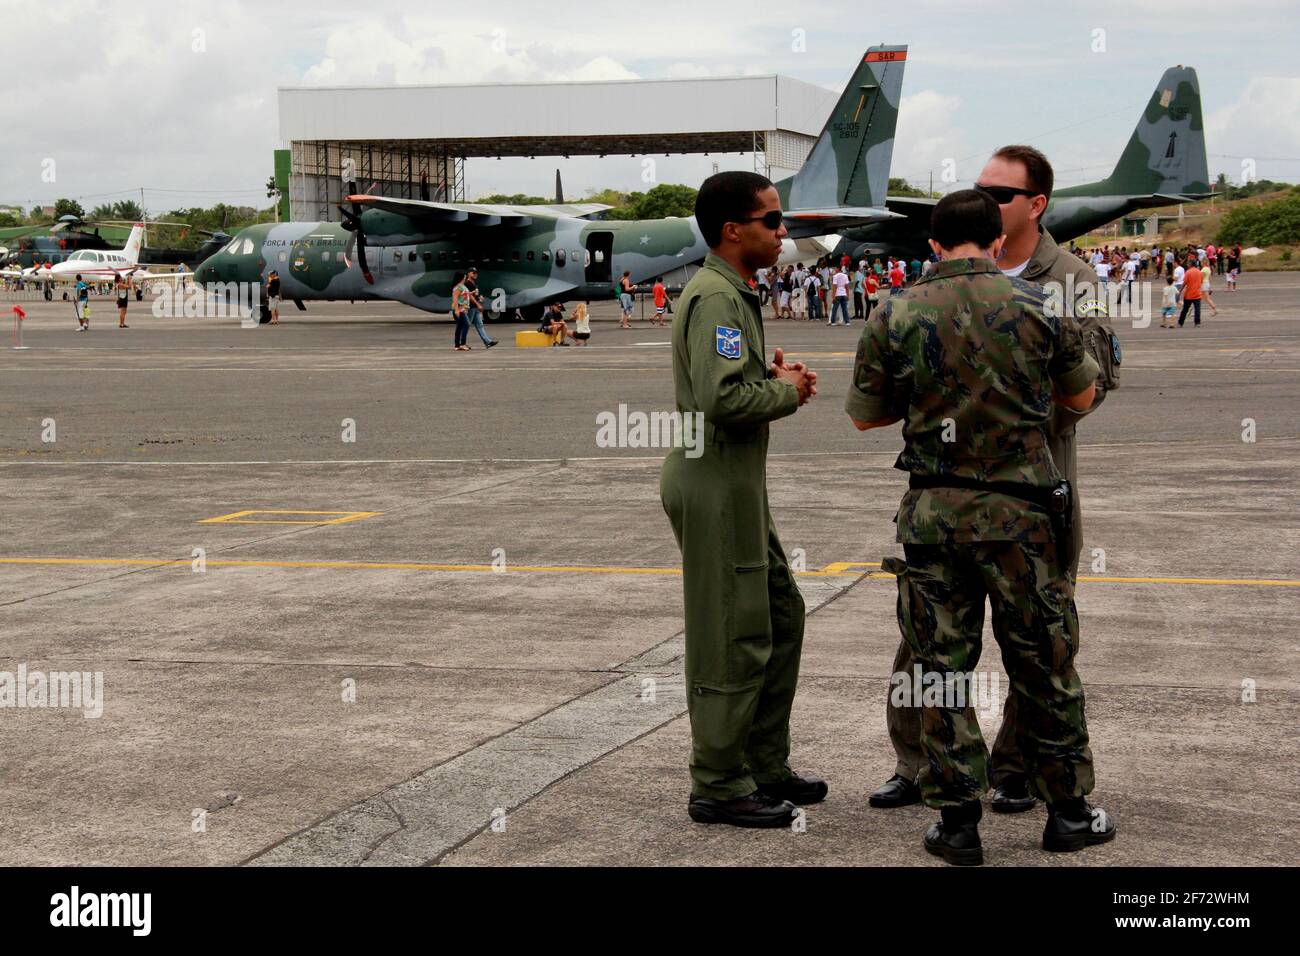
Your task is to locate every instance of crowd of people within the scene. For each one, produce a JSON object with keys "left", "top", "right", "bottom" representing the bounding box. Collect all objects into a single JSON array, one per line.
[
  {"left": 1068, "top": 240, "right": 1241, "bottom": 327},
  {"left": 756, "top": 254, "right": 925, "bottom": 324}
]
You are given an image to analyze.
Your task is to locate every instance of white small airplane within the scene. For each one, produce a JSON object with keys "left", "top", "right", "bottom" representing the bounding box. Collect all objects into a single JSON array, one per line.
[{"left": 1, "top": 224, "right": 191, "bottom": 284}]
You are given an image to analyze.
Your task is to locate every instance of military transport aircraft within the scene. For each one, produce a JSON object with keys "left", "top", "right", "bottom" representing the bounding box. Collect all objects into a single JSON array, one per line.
[
  {"left": 194, "top": 45, "right": 909, "bottom": 322},
  {"left": 824, "top": 64, "right": 1212, "bottom": 262}
]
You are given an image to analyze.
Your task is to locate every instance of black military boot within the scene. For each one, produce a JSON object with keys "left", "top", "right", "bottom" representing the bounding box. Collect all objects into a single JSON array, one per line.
[
  {"left": 757, "top": 771, "right": 829, "bottom": 806},
  {"left": 1042, "top": 798, "right": 1117, "bottom": 852},
  {"left": 990, "top": 774, "right": 1038, "bottom": 814},
  {"left": 923, "top": 800, "right": 983, "bottom": 866},
  {"left": 868, "top": 774, "right": 921, "bottom": 808},
  {"left": 688, "top": 791, "right": 798, "bottom": 828}
]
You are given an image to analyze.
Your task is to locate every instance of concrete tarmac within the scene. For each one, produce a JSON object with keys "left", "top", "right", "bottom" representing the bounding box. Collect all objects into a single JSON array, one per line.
[{"left": 0, "top": 275, "right": 1296, "bottom": 866}]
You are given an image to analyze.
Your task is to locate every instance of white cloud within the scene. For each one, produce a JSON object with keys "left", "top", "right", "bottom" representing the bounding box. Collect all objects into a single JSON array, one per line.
[
  {"left": 1, "top": 1, "right": 1296, "bottom": 211},
  {"left": 1206, "top": 76, "right": 1300, "bottom": 182},
  {"left": 892, "top": 90, "right": 970, "bottom": 189}
]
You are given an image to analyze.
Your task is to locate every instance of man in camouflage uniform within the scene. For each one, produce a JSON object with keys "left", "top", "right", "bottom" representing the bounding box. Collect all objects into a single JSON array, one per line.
[
  {"left": 867, "top": 146, "right": 1121, "bottom": 815},
  {"left": 661, "top": 171, "right": 825, "bottom": 829},
  {"left": 847, "top": 189, "right": 1115, "bottom": 865}
]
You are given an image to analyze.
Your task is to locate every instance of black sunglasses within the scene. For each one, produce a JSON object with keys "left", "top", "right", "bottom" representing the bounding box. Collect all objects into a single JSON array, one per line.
[
  {"left": 735, "top": 210, "right": 785, "bottom": 230},
  {"left": 974, "top": 183, "right": 1041, "bottom": 204}
]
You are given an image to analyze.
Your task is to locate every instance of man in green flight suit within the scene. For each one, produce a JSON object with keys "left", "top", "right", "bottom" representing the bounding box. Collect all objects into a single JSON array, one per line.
[
  {"left": 661, "top": 171, "right": 824, "bottom": 828},
  {"left": 867, "top": 145, "right": 1121, "bottom": 815},
  {"left": 847, "top": 189, "right": 1116, "bottom": 865}
]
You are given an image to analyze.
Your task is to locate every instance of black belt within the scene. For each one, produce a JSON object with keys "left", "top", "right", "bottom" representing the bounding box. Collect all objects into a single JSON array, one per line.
[{"left": 908, "top": 473, "right": 1069, "bottom": 516}]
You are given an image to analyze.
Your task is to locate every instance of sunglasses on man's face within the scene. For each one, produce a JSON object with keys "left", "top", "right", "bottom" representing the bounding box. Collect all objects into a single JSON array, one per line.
[
  {"left": 974, "top": 183, "right": 1041, "bottom": 205},
  {"left": 734, "top": 209, "right": 786, "bottom": 230}
]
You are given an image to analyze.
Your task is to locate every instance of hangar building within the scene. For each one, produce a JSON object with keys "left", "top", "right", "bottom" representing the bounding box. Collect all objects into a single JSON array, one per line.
[{"left": 274, "top": 73, "right": 839, "bottom": 221}]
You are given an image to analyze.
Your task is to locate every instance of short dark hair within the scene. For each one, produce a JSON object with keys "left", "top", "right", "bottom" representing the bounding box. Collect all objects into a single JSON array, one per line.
[
  {"left": 695, "top": 171, "right": 774, "bottom": 248},
  {"left": 990, "top": 144, "right": 1054, "bottom": 201},
  {"left": 930, "top": 189, "right": 1003, "bottom": 250}
]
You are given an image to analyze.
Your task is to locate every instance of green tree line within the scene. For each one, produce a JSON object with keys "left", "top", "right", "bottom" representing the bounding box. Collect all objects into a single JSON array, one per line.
[{"left": 1217, "top": 187, "right": 1300, "bottom": 246}]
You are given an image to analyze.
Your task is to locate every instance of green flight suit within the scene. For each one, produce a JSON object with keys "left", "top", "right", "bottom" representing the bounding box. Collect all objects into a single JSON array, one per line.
[{"left": 660, "top": 252, "right": 804, "bottom": 801}]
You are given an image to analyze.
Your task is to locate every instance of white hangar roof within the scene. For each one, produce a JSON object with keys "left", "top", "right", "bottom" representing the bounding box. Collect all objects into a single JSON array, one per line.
[{"left": 278, "top": 74, "right": 838, "bottom": 157}]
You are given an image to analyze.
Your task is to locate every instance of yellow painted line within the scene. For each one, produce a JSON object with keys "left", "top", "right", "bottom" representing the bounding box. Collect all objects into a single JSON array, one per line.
[
  {"left": 0, "top": 556, "right": 1297, "bottom": 587},
  {"left": 198, "top": 510, "right": 382, "bottom": 525}
]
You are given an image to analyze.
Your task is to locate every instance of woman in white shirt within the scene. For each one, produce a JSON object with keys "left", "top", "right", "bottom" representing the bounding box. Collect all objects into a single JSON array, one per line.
[{"left": 572, "top": 302, "right": 592, "bottom": 346}]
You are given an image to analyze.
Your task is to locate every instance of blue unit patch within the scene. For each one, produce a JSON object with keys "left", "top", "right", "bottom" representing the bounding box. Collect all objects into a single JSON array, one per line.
[
  {"left": 1110, "top": 329, "right": 1122, "bottom": 366},
  {"left": 716, "top": 326, "right": 742, "bottom": 360}
]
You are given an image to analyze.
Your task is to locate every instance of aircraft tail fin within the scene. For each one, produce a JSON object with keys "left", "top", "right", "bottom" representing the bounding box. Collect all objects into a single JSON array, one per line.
[
  {"left": 123, "top": 223, "right": 145, "bottom": 263},
  {"left": 1091, "top": 65, "right": 1210, "bottom": 198},
  {"left": 777, "top": 45, "right": 906, "bottom": 211}
]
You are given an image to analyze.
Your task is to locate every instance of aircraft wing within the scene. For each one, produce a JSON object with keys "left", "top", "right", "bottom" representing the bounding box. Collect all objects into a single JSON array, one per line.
[
  {"left": 885, "top": 196, "right": 938, "bottom": 217},
  {"left": 133, "top": 270, "right": 194, "bottom": 281},
  {"left": 518, "top": 203, "right": 611, "bottom": 219},
  {"left": 783, "top": 206, "right": 903, "bottom": 236},
  {"left": 347, "top": 194, "right": 537, "bottom": 227}
]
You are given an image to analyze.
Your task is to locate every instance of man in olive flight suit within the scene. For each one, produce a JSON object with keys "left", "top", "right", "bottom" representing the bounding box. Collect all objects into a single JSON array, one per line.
[
  {"left": 848, "top": 189, "right": 1116, "bottom": 865},
  {"left": 661, "top": 171, "right": 825, "bottom": 828},
  {"left": 868, "top": 145, "right": 1122, "bottom": 815}
]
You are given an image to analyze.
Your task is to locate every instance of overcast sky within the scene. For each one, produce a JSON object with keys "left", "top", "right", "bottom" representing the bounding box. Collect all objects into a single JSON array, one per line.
[{"left": 2, "top": 0, "right": 1297, "bottom": 215}]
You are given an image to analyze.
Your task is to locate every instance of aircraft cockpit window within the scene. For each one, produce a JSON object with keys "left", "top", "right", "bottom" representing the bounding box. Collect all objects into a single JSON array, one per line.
[
  {"left": 555, "top": 249, "right": 566, "bottom": 267},
  {"left": 239, "top": 238, "right": 254, "bottom": 255},
  {"left": 225, "top": 238, "right": 240, "bottom": 254}
]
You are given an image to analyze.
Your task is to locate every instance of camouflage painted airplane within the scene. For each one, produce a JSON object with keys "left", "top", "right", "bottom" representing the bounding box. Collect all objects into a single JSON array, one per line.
[
  {"left": 825, "top": 65, "right": 1211, "bottom": 262},
  {"left": 194, "top": 45, "right": 909, "bottom": 322}
]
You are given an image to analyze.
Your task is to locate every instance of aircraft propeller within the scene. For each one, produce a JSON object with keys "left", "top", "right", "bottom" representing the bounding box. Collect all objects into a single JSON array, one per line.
[{"left": 337, "top": 179, "right": 374, "bottom": 284}]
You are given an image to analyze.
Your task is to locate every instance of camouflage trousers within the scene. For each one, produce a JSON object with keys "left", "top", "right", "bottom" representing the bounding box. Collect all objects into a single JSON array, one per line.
[{"left": 890, "top": 540, "right": 1095, "bottom": 808}]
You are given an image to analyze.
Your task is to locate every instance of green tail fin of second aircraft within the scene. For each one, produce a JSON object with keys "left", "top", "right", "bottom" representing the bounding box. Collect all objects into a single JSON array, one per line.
[
  {"left": 1061, "top": 65, "right": 1210, "bottom": 199},
  {"left": 777, "top": 45, "right": 907, "bottom": 211}
]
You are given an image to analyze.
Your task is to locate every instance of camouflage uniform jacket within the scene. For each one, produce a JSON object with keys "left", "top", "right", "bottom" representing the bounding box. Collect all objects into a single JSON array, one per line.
[{"left": 846, "top": 256, "right": 1100, "bottom": 543}]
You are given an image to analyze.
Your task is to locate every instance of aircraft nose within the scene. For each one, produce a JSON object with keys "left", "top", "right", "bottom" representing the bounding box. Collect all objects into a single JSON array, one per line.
[{"left": 195, "top": 259, "right": 218, "bottom": 286}]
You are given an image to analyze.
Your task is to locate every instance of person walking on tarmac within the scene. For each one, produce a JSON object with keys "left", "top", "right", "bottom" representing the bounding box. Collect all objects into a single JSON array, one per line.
[
  {"left": 74, "top": 274, "right": 90, "bottom": 331},
  {"left": 114, "top": 273, "right": 131, "bottom": 328},
  {"left": 847, "top": 189, "right": 1115, "bottom": 865},
  {"left": 660, "top": 171, "right": 823, "bottom": 829}
]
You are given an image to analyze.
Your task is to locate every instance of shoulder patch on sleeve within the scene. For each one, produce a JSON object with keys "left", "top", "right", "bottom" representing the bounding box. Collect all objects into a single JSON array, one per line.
[
  {"left": 715, "top": 326, "right": 742, "bottom": 360},
  {"left": 1077, "top": 298, "right": 1108, "bottom": 318}
]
